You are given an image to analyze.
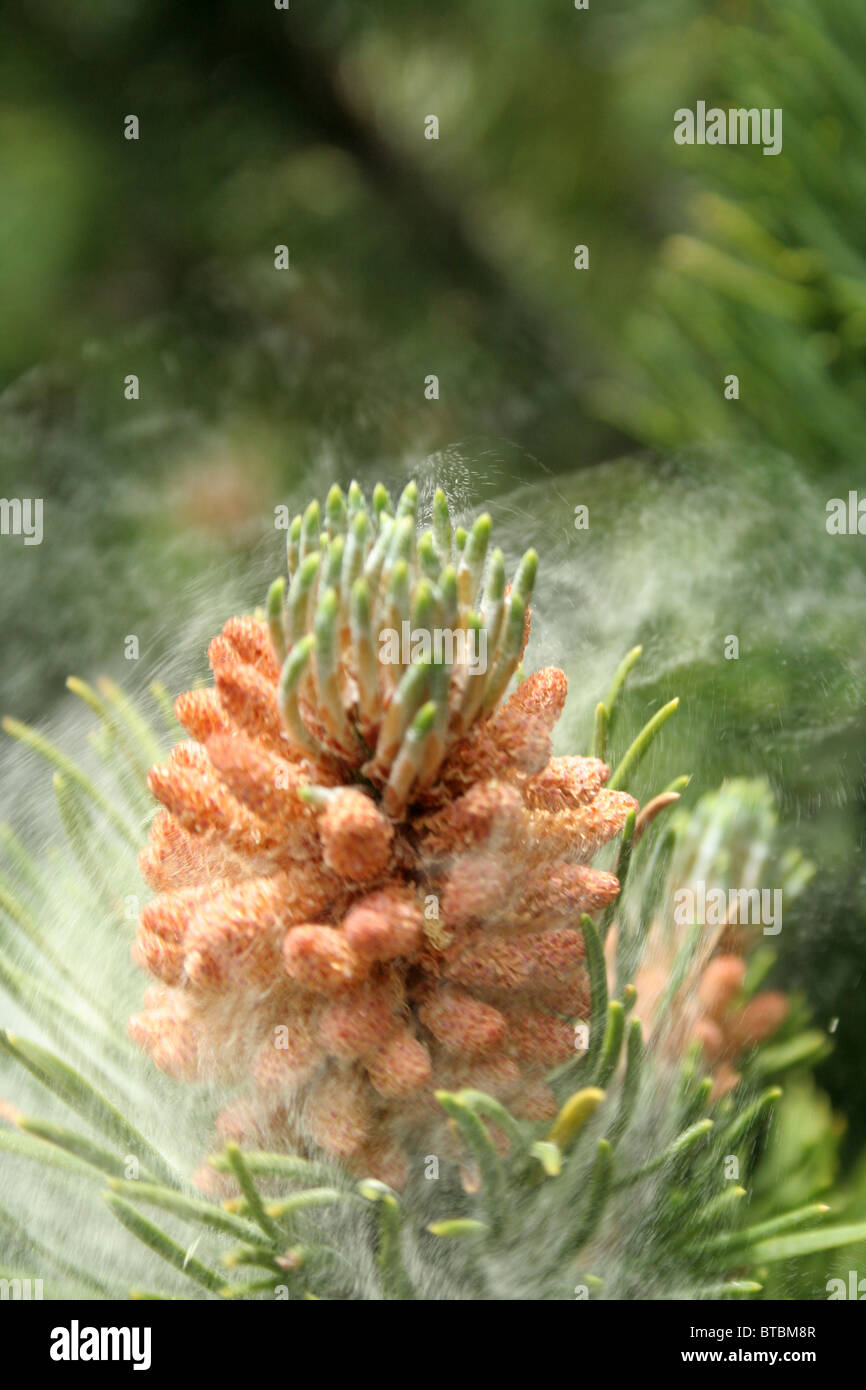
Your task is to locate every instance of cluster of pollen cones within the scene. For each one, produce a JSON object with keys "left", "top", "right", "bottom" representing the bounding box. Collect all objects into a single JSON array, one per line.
[
  {"left": 131, "top": 484, "right": 637, "bottom": 1188},
  {"left": 632, "top": 925, "right": 789, "bottom": 1101}
]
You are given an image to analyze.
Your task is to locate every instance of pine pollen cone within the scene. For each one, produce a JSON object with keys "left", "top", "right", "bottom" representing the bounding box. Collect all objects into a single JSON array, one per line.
[
  {"left": 629, "top": 937, "right": 790, "bottom": 1100},
  {"left": 130, "top": 486, "right": 637, "bottom": 1186}
]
